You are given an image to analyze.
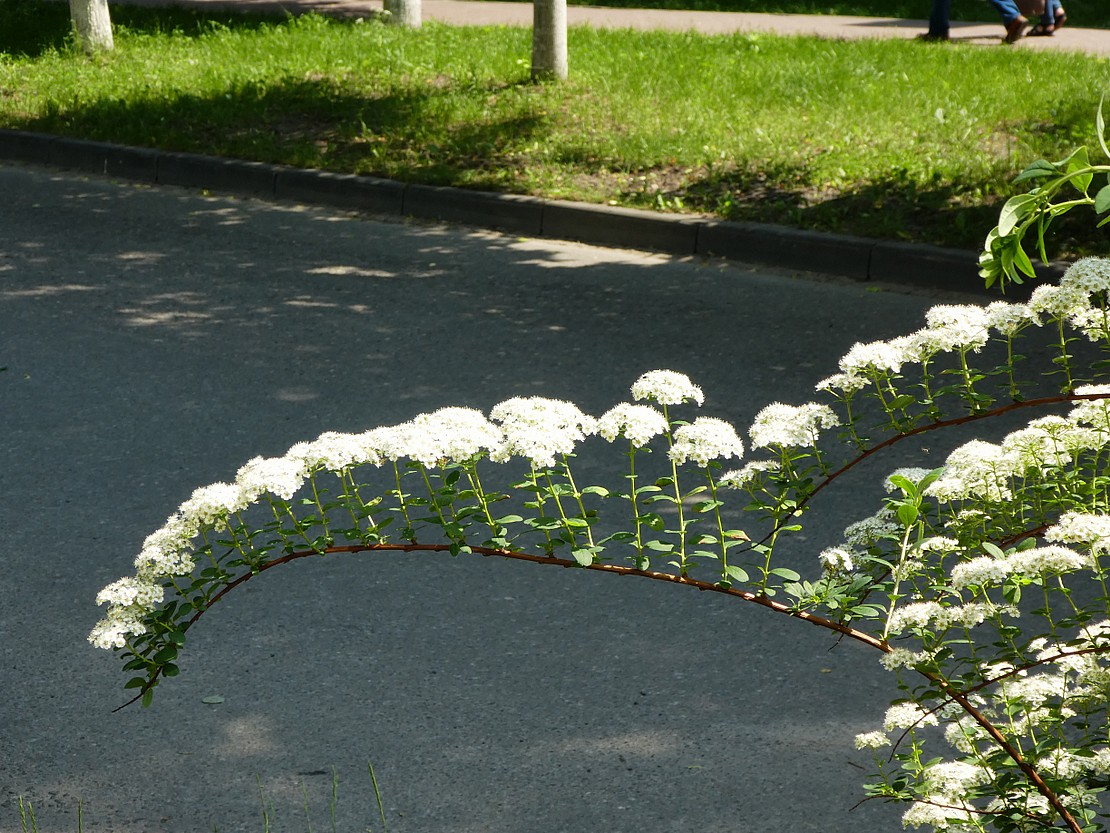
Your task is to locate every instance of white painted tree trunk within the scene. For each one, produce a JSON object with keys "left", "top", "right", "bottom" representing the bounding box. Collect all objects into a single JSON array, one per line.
[
  {"left": 383, "top": 0, "right": 421, "bottom": 27},
  {"left": 69, "top": 0, "right": 114, "bottom": 52},
  {"left": 531, "top": 0, "right": 567, "bottom": 81}
]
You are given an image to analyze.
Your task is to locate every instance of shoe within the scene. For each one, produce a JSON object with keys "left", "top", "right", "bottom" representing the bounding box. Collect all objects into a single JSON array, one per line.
[
  {"left": 1003, "top": 16, "right": 1029, "bottom": 43},
  {"left": 917, "top": 31, "right": 950, "bottom": 42},
  {"left": 1055, "top": 10, "right": 1067, "bottom": 28},
  {"left": 1028, "top": 23, "right": 1054, "bottom": 35}
]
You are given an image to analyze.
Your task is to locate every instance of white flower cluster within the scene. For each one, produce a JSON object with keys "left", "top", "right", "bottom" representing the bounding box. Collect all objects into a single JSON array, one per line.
[
  {"left": 843, "top": 508, "right": 900, "bottom": 548},
  {"left": 630, "top": 370, "right": 704, "bottom": 406},
  {"left": 1061, "top": 256, "right": 1110, "bottom": 295},
  {"left": 668, "top": 417, "right": 745, "bottom": 466},
  {"left": 853, "top": 730, "right": 891, "bottom": 749},
  {"left": 718, "top": 460, "right": 780, "bottom": 490},
  {"left": 884, "top": 701, "right": 939, "bottom": 731},
  {"left": 926, "top": 440, "right": 1017, "bottom": 503},
  {"left": 1047, "top": 513, "right": 1110, "bottom": 550},
  {"left": 489, "top": 397, "right": 597, "bottom": 469},
  {"left": 816, "top": 268, "right": 1110, "bottom": 395},
  {"left": 818, "top": 546, "right": 855, "bottom": 573},
  {"left": 887, "top": 601, "right": 1017, "bottom": 634},
  {"left": 748, "top": 401, "right": 839, "bottom": 449},
  {"left": 596, "top": 403, "right": 668, "bottom": 448},
  {"left": 950, "top": 545, "right": 1091, "bottom": 589},
  {"left": 880, "top": 647, "right": 935, "bottom": 671}
]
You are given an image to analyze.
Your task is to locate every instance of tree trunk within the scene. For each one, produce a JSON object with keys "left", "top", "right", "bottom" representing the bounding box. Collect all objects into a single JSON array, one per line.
[
  {"left": 69, "top": 0, "right": 113, "bottom": 52},
  {"left": 531, "top": 0, "right": 567, "bottom": 81},
  {"left": 383, "top": 0, "right": 421, "bottom": 27}
]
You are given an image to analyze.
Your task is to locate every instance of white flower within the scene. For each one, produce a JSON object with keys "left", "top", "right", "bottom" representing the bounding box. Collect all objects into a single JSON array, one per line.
[
  {"left": 179, "top": 482, "right": 248, "bottom": 526},
  {"left": 236, "top": 455, "right": 307, "bottom": 501},
  {"left": 1069, "top": 385, "right": 1110, "bottom": 432},
  {"left": 1028, "top": 284, "right": 1090, "bottom": 320},
  {"left": 412, "top": 407, "right": 505, "bottom": 464},
  {"left": 925, "top": 761, "right": 993, "bottom": 796},
  {"left": 719, "top": 460, "right": 780, "bottom": 490},
  {"left": 838, "top": 339, "right": 904, "bottom": 377},
  {"left": 749, "top": 401, "right": 839, "bottom": 449},
  {"left": 902, "top": 799, "right": 974, "bottom": 829},
  {"left": 1001, "top": 424, "right": 1072, "bottom": 471},
  {"left": 1047, "top": 512, "right": 1110, "bottom": 552},
  {"left": 667, "top": 417, "right": 744, "bottom": 466},
  {"left": 95, "top": 577, "right": 164, "bottom": 610},
  {"left": 950, "top": 555, "right": 1009, "bottom": 589},
  {"left": 889, "top": 601, "right": 944, "bottom": 633},
  {"left": 1062, "top": 256, "right": 1110, "bottom": 295},
  {"left": 986, "top": 300, "right": 1036, "bottom": 337},
  {"left": 87, "top": 610, "right": 147, "bottom": 650},
  {"left": 854, "top": 730, "right": 890, "bottom": 749},
  {"left": 921, "top": 304, "right": 991, "bottom": 353},
  {"left": 1008, "top": 545, "right": 1091, "bottom": 576},
  {"left": 286, "top": 431, "right": 379, "bottom": 471},
  {"left": 819, "top": 546, "right": 854, "bottom": 573},
  {"left": 133, "top": 514, "right": 198, "bottom": 579},
  {"left": 918, "top": 536, "right": 959, "bottom": 554},
  {"left": 925, "top": 440, "right": 1016, "bottom": 503},
  {"left": 630, "top": 370, "right": 704, "bottom": 406},
  {"left": 880, "top": 648, "right": 934, "bottom": 670},
  {"left": 489, "top": 397, "right": 597, "bottom": 468},
  {"left": 597, "top": 403, "right": 668, "bottom": 448},
  {"left": 843, "top": 508, "right": 899, "bottom": 548},
  {"left": 815, "top": 372, "right": 868, "bottom": 395},
  {"left": 884, "top": 701, "right": 938, "bottom": 731}
]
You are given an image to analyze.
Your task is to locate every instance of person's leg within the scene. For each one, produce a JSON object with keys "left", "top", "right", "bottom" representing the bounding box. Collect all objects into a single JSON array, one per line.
[
  {"left": 988, "top": 0, "right": 1029, "bottom": 41},
  {"left": 926, "top": 0, "right": 951, "bottom": 38},
  {"left": 987, "top": 0, "right": 1022, "bottom": 25}
]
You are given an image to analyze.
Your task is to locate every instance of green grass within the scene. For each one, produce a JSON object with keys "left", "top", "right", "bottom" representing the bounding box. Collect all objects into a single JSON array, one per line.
[{"left": 2, "top": 2, "right": 1110, "bottom": 252}]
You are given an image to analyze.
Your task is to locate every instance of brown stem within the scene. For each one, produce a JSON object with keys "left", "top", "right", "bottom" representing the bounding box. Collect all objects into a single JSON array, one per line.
[
  {"left": 114, "top": 544, "right": 1083, "bottom": 831},
  {"left": 115, "top": 541, "right": 887, "bottom": 711}
]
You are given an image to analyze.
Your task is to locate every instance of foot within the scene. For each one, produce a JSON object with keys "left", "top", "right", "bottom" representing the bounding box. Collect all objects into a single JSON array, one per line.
[
  {"left": 1055, "top": 9, "right": 1067, "bottom": 28},
  {"left": 917, "top": 31, "right": 950, "bottom": 42},
  {"left": 1029, "top": 23, "right": 1054, "bottom": 35},
  {"left": 1004, "top": 15, "right": 1029, "bottom": 43}
]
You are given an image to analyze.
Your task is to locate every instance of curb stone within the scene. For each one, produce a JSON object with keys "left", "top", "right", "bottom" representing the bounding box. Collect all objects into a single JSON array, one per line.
[{"left": 0, "top": 128, "right": 1051, "bottom": 296}]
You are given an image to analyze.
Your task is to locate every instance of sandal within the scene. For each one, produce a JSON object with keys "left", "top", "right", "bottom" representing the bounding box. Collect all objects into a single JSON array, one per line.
[
  {"left": 1029, "top": 23, "right": 1054, "bottom": 35},
  {"left": 1004, "top": 16, "right": 1029, "bottom": 43},
  {"left": 1055, "top": 10, "right": 1067, "bottom": 28}
]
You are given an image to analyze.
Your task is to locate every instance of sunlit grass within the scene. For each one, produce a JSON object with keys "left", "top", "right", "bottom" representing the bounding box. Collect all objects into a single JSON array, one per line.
[{"left": 2, "top": 3, "right": 1110, "bottom": 249}]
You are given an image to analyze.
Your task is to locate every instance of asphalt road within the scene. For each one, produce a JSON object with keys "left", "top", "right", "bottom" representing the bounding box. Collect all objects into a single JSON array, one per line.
[{"left": 0, "top": 163, "right": 981, "bottom": 833}]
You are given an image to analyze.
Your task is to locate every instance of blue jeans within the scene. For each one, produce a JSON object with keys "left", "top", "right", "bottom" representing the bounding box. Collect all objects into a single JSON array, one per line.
[
  {"left": 928, "top": 0, "right": 950, "bottom": 36},
  {"left": 988, "top": 0, "right": 1022, "bottom": 25}
]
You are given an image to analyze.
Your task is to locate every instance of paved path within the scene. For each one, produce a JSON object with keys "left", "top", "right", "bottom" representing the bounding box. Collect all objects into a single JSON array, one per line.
[
  {"left": 112, "top": 0, "right": 1110, "bottom": 56},
  {"left": 0, "top": 161, "right": 976, "bottom": 833}
]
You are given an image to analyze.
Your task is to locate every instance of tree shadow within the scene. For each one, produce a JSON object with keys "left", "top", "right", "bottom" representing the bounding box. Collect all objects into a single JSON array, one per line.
[
  {"left": 0, "top": 0, "right": 292, "bottom": 58},
  {"left": 10, "top": 71, "right": 548, "bottom": 187}
]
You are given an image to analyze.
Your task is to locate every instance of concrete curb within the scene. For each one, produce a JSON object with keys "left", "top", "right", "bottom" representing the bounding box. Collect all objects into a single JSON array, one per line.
[{"left": 0, "top": 128, "right": 1044, "bottom": 295}]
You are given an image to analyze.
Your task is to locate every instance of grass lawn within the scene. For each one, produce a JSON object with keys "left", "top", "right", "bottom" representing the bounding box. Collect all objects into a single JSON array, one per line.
[{"left": 2, "top": 1, "right": 1110, "bottom": 254}]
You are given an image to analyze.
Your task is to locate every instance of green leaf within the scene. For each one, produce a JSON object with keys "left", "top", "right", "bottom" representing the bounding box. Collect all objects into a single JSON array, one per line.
[
  {"left": 581, "top": 485, "right": 610, "bottom": 497},
  {"left": 571, "top": 548, "right": 594, "bottom": 566},
  {"left": 770, "top": 567, "right": 801, "bottom": 581},
  {"left": 644, "top": 540, "right": 673, "bottom": 552},
  {"left": 896, "top": 504, "right": 919, "bottom": 527},
  {"left": 1066, "top": 145, "right": 1093, "bottom": 194},
  {"left": 982, "top": 541, "right": 1006, "bottom": 559},
  {"left": 495, "top": 514, "right": 523, "bottom": 524},
  {"left": 124, "top": 676, "right": 148, "bottom": 690},
  {"left": 1095, "top": 184, "right": 1110, "bottom": 215},
  {"left": 1012, "top": 240, "right": 1036, "bottom": 278},
  {"left": 1012, "top": 159, "right": 1059, "bottom": 184},
  {"left": 997, "top": 194, "right": 1037, "bottom": 236},
  {"left": 141, "top": 687, "right": 155, "bottom": 708},
  {"left": 725, "top": 564, "right": 749, "bottom": 583},
  {"left": 154, "top": 645, "right": 178, "bottom": 664}
]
